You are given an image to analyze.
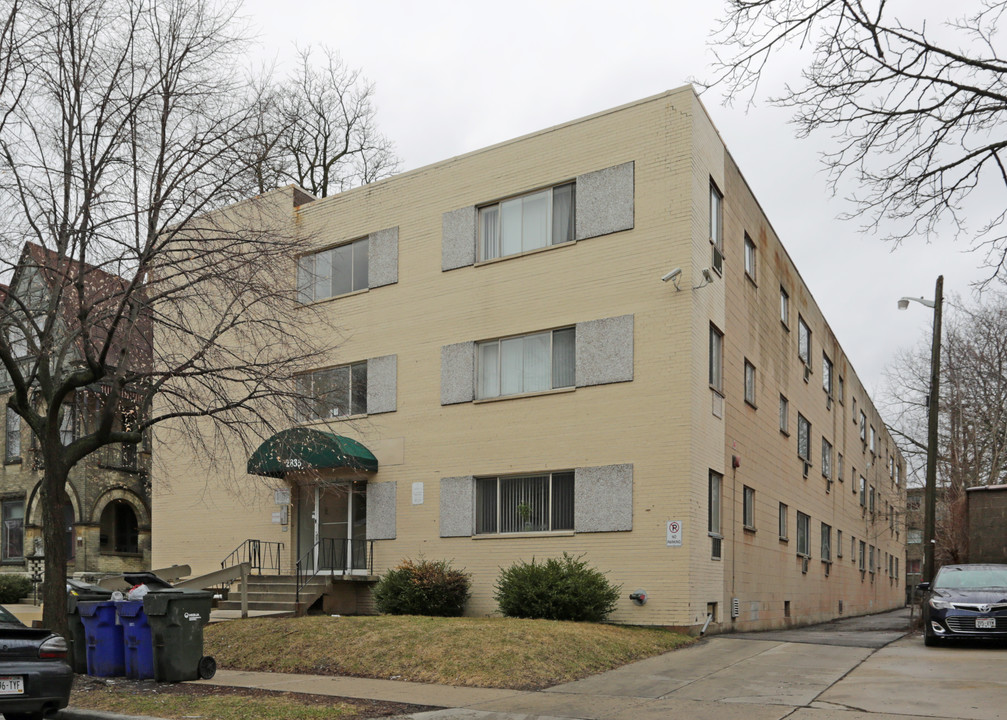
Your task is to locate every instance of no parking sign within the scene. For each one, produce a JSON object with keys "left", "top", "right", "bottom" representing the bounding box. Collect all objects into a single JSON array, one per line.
[{"left": 666, "top": 520, "right": 682, "bottom": 547}]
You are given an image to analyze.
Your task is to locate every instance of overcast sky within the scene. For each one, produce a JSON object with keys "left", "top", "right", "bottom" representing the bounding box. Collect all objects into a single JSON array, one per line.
[{"left": 241, "top": 0, "right": 990, "bottom": 400}]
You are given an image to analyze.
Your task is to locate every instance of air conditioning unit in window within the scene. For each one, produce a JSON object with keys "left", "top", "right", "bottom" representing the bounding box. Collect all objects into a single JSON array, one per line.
[
  {"left": 824, "top": 562, "right": 830, "bottom": 577},
  {"left": 802, "top": 556, "right": 809, "bottom": 574},
  {"left": 826, "top": 395, "right": 832, "bottom": 410},
  {"left": 803, "top": 365, "right": 810, "bottom": 382},
  {"left": 803, "top": 462, "right": 810, "bottom": 478}
]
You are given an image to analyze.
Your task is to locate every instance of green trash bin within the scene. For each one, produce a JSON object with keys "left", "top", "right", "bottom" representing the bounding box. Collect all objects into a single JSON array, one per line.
[
  {"left": 67, "top": 580, "right": 113, "bottom": 674},
  {"left": 142, "top": 589, "right": 216, "bottom": 682}
]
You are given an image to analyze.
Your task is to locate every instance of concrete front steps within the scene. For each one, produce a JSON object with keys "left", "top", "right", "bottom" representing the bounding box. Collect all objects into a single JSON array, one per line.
[
  {"left": 216, "top": 575, "right": 327, "bottom": 616},
  {"left": 216, "top": 573, "right": 379, "bottom": 616}
]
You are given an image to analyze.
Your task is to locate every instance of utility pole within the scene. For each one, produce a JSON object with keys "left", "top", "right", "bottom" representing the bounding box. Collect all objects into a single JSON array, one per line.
[{"left": 923, "top": 275, "right": 943, "bottom": 583}]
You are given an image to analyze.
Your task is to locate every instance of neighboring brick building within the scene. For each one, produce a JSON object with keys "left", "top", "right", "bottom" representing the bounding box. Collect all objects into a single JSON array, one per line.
[
  {"left": 966, "top": 484, "right": 1007, "bottom": 564},
  {"left": 0, "top": 244, "right": 151, "bottom": 577},
  {"left": 152, "top": 87, "right": 906, "bottom": 632}
]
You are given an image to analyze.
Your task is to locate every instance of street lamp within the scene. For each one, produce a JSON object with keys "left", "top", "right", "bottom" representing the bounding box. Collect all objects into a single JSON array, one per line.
[{"left": 898, "top": 275, "right": 943, "bottom": 586}]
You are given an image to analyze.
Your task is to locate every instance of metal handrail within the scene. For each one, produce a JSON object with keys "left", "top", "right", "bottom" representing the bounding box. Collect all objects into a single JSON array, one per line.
[
  {"left": 295, "top": 538, "right": 375, "bottom": 604},
  {"left": 221, "top": 539, "right": 284, "bottom": 575}
]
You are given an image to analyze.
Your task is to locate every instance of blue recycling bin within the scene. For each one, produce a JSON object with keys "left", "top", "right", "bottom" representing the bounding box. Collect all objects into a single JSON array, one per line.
[
  {"left": 116, "top": 601, "right": 154, "bottom": 680},
  {"left": 78, "top": 601, "right": 125, "bottom": 677}
]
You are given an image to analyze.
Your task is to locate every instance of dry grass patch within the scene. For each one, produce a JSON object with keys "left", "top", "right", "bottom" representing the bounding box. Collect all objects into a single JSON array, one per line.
[
  {"left": 70, "top": 678, "right": 427, "bottom": 720},
  {"left": 204, "top": 615, "right": 693, "bottom": 690}
]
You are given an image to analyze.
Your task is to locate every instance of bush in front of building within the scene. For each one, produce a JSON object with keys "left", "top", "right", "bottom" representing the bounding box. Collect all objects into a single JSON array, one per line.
[
  {"left": 494, "top": 553, "right": 621, "bottom": 622},
  {"left": 0, "top": 574, "right": 32, "bottom": 604},
  {"left": 373, "top": 558, "right": 471, "bottom": 617}
]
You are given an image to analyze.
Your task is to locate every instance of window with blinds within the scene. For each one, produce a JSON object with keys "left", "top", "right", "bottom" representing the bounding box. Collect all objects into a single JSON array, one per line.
[{"left": 475, "top": 472, "right": 574, "bottom": 534}]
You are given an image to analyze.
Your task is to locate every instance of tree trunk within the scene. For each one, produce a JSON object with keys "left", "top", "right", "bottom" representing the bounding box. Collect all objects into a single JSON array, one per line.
[{"left": 40, "top": 455, "right": 70, "bottom": 639}]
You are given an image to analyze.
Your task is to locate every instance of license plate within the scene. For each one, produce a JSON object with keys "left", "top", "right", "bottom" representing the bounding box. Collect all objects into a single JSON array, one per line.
[
  {"left": 0, "top": 676, "right": 23, "bottom": 695},
  {"left": 976, "top": 617, "right": 996, "bottom": 629}
]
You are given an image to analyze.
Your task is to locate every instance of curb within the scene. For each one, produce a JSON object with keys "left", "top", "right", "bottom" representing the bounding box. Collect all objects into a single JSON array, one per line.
[{"left": 59, "top": 707, "right": 166, "bottom": 720}]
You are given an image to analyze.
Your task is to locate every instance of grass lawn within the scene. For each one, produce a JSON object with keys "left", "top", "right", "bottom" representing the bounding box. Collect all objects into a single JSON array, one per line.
[{"left": 203, "top": 614, "right": 694, "bottom": 690}]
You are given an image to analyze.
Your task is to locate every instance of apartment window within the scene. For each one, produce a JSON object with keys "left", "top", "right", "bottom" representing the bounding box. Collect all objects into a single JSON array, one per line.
[
  {"left": 895, "top": 557, "right": 899, "bottom": 580},
  {"left": 1, "top": 499, "right": 23, "bottom": 561},
  {"left": 709, "top": 470, "right": 723, "bottom": 559},
  {"left": 477, "top": 328, "right": 574, "bottom": 399},
  {"left": 822, "top": 353, "right": 833, "bottom": 396},
  {"left": 859, "top": 411, "right": 867, "bottom": 442},
  {"left": 475, "top": 471, "right": 574, "bottom": 534},
  {"left": 796, "top": 511, "right": 810, "bottom": 556},
  {"left": 710, "top": 182, "right": 723, "bottom": 274},
  {"left": 837, "top": 453, "right": 844, "bottom": 482},
  {"left": 859, "top": 541, "right": 866, "bottom": 571},
  {"left": 743, "top": 486, "right": 755, "bottom": 529},
  {"left": 478, "top": 183, "right": 575, "bottom": 261},
  {"left": 296, "top": 362, "right": 367, "bottom": 420},
  {"left": 907, "top": 529, "right": 923, "bottom": 544},
  {"left": 895, "top": 463, "right": 901, "bottom": 486},
  {"left": 908, "top": 558, "right": 921, "bottom": 574},
  {"left": 821, "top": 438, "right": 832, "bottom": 479},
  {"left": 837, "top": 529, "right": 843, "bottom": 557},
  {"left": 744, "top": 234, "right": 756, "bottom": 281},
  {"left": 869, "top": 545, "right": 876, "bottom": 574},
  {"left": 4, "top": 409, "right": 19, "bottom": 463},
  {"left": 778, "top": 503, "right": 788, "bottom": 540},
  {"left": 852, "top": 535, "right": 857, "bottom": 561},
  {"left": 837, "top": 375, "right": 844, "bottom": 404},
  {"left": 869, "top": 486, "right": 876, "bottom": 514},
  {"left": 859, "top": 476, "right": 866, "bottom": 506},
  {"left": 709, "top": 324, "right": 724, "bottom": 394},
  {"left": 297, "top": 238, "right": 368, "bottom": 303},
  {"left": 821, "top": 523, "right": 832, "bottom": 562},
  {"left": 797, "top": 413, "right": 811, "bottom": 462},
  {"left": 779, "top": 395, "right": 789, "bottom": 434},
  {"left": 744, "top": 360, "right": 757, "bottom": 407},
  {"left": 869, "top": 425, "right": 876, "bottom": 454},
  {"left": 780, "top": 287, "right": 790, "bottom": 327},
  {"left": 798, "top": 316, "right": 811, "bottom": 366}
]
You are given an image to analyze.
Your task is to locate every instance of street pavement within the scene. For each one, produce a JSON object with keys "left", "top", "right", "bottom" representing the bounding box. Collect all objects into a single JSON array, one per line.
[{"left": 57, "top": 607, "right": 1007, "bottom": 720}]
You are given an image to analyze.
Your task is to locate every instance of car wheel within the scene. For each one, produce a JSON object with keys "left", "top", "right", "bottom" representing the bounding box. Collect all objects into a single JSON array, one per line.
[{"left": 923, "top": 627, "right": 940, "bottom": 647}]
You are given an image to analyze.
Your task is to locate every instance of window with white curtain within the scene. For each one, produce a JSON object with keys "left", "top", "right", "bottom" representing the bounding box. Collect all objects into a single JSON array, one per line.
[
  {"left": 475, "top": 471, "right": 574, "bottom": 534},
  {"left": 476, "top": 328, "right": 574, "bottom": 399},
  {"left": 797, "top": 511, "right": 810, "bottom": 556},
  {"left": 478, "top": 183, "right": 575, "bottom": 261},
  {"left": 297, "top": 238, "right": 369, "bottom": 303}
]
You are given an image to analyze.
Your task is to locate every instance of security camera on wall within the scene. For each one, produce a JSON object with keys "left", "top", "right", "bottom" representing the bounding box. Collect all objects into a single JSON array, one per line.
[
  {"left": 702, "top": 268, "right": 715, "bottom": 284},
  {"left": 661, "top": 268, "right": 682, "bottom": 283}
]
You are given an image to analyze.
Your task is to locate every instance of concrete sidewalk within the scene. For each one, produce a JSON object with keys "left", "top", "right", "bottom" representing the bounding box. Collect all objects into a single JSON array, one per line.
[{"left": 191, "top": 669, "right": 529, "bottom": 709}]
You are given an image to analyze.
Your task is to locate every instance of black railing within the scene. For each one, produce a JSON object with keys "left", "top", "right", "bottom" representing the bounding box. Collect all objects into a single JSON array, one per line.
[
  {"left": 295, "top": 538, "right": 374, "bottom": 604},
  {"left": 221, "top": 539, "right": 284, "bottom": 575}
]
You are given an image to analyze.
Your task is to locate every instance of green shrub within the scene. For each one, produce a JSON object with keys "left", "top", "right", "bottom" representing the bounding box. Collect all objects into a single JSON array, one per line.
[
  {"left": 495, "top": 553, "right": 621, "bottom": 622},
  {"left": 373, "top": 559, "right": 471, "bottom": 617},
  {"left": 0, "top": 574, "right": 32, "bottom": 604}
]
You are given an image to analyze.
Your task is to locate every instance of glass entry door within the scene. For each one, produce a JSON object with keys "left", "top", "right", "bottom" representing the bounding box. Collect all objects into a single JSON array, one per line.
[{"left": 299, "top": 482, "right": 367, "bottom": 573}]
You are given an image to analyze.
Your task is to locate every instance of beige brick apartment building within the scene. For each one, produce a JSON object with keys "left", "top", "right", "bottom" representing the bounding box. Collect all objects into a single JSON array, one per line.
[{"left": 152, "top": 87, "right": 906, "bottom": 631}]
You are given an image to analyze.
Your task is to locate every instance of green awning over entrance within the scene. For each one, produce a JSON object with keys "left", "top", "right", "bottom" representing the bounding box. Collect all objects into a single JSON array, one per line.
[{"left": 246, "top": 428, "right": 378, "bottom": 478}]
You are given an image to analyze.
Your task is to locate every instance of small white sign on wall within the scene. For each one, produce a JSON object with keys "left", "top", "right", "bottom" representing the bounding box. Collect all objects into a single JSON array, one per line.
[
  {"left": 412, "top": 482, "right": 424, "bottom": 505},
  {"left": 666, "top": 520, "right": 683, "bottom": 547}
]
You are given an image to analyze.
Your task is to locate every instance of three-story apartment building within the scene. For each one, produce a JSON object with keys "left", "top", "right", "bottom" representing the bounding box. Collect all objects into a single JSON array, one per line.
[{"left": 152, "top": 87, "right": 906, "bottom": 631}]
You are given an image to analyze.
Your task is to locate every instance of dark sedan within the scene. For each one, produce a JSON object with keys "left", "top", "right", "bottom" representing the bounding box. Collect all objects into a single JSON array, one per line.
[
  {"left": 0, "top": 605, "right": 72, "bottom": 719},
  {"left": 920, "top": 563, "right": 1007, "bottom": 646}
]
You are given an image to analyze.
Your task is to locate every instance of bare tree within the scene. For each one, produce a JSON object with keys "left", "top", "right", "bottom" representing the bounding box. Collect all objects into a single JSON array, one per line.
[
  {"left": 0, "top": 0, "right": 330, "bottom": 636},
  {"left": 707, "top": 1, "right": 1007, "bottom": 278},
  {"left": 265, "top": 45, "right": 399, "bottom": 198},
  {"left": 883, "top": 289, "right": 1007, "bottom": 562}
]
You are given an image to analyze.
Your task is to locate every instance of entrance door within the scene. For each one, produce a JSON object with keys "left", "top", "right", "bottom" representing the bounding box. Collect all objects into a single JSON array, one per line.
[{"left": 299, "top": 482, "right": 367, "bottom": 573}]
